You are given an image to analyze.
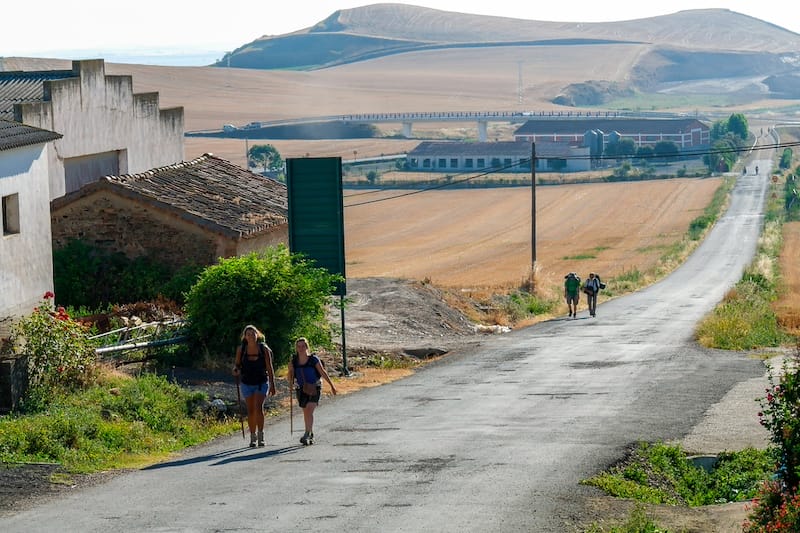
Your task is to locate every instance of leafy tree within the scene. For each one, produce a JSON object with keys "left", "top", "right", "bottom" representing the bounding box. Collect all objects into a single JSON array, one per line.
[
  {"left": 727, "top": 113, "right": 749, "bottom": 141},
  {"left": 248, "top": 144, "right": 283, "bottom": 173},
  {"left": 653, "top": 141, "right": 679, "bottom": 163},
  {"left": 635, "top": 145, "right": 655, "bottom": 160},
  {"left": 184, "top": 245, "right": 342, "bottom": 368}
]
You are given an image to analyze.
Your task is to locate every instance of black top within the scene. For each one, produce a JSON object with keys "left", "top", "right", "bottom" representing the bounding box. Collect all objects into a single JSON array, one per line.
[{"left": 240, "top": 342, "right": 269, "bottom": 385}]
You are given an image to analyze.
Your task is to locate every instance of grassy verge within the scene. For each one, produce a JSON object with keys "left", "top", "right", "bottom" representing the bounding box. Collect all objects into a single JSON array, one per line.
[{"left": 0, "top": 368, "right": 236, "bottom": 473}]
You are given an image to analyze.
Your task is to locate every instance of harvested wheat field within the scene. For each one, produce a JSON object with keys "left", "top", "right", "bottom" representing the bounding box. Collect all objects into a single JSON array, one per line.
[
  {"left": 776, "top": 221, "right": 800, "bottom": 336},
  {"left": 342, "top": 179, "right": 721, "bottom": 296}
]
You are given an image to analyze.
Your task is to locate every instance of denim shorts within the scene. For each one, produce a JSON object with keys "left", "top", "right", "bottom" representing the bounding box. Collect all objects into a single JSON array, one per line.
[{"left": 240, "top": 382, "right": 268, "bottom": 399}]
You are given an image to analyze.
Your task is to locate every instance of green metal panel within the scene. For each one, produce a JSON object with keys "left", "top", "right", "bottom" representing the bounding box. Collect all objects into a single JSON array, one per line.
[{"left": 286, "top": 157, "right": 346, "bottom": 295}]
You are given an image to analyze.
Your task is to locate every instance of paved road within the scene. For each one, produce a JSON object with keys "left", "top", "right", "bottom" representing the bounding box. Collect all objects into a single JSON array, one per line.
[{"left": 2, "top": 161, "right": 772, "bottom": 532}]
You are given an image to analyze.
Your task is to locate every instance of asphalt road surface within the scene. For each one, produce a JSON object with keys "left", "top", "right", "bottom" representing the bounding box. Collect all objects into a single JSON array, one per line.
[{"left": 2, "top": 161, "right": 772, "bottom": 532}]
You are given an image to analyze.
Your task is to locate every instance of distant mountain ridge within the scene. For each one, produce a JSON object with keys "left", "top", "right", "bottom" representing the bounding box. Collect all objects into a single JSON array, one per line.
[{"left": 216, "top": 4, "right": 800, "bottom": 71}]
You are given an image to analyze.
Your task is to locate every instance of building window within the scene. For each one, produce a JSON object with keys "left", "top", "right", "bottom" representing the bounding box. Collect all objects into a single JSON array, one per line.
[
  {"left": 423, "top": 158, "right": 432, "bottom": 168},
  {"left": 465, "top": 159, "right": 474, "bottom": 168},
  {"left": 2, "top": 193, "right": 20, "bottom": 235},
  {"left": 438, "top": 158, "right": 447, "bottom": 168},
  {"left": 477, "top": 158, "right": 485, "bottom": 168},
  {"left": 450, "top": 158, "right": 458, "bottom": 168},
  {"left": 504, "top": 158, "right": 513, "bottom": 168}
]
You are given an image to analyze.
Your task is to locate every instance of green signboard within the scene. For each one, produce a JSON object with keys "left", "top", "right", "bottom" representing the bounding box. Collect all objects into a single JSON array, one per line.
[{"left": 286, "top": 157, "right": 346, "bottom": 295}]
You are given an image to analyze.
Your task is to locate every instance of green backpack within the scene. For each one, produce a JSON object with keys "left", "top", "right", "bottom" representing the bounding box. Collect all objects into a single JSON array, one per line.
[{"left": 565, "top": 273, "right": 581, "bottom": 293}]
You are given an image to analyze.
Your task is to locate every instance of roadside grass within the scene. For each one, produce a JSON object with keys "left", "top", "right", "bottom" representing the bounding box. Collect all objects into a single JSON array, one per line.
[
  {"left": 0, "top": 368, "right": 237, "bottom": 474},
  {"left": 582, "top": 442, "right": 776, "bottom": 507},
  {"left": 584, "top": 502, "right": 670, "bottom": 533},
  {"left": 695, "top": 188, "right": 794, "bottom": 349}
]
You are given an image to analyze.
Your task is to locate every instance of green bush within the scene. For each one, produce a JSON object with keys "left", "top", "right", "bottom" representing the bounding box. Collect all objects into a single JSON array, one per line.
[
  {"left": 53, "top": 239, "right": 201, "bottom": 308},
  {"left": 10, "top": 293, "right": 98, "bottom": 412},
  {"left": 184, "top": 245, "right": 341, "bottom": 367}
]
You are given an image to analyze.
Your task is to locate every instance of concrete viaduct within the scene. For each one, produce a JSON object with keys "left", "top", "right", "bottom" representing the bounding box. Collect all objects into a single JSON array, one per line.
[{"left": 187, "top": 110, "right": 694, "bottom": 141}]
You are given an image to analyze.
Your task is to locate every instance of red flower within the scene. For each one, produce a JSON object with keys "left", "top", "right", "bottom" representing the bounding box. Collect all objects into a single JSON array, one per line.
[{"left": 43, "top": 291, "right": 55, "bottom": 299}]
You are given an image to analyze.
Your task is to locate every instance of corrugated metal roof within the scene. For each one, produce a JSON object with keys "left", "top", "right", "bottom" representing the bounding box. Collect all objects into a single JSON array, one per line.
[
  {"left": 51, "top": 154, "right": 287, "bottom": 237},
  {"left": 0, "top": 118, "right": 62, "bottom": 151},
  {"left": 0, "top": 69, "right": 75, "bottom": 120}
]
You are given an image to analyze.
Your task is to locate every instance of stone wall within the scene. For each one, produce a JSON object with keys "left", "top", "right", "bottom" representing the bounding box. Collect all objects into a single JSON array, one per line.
[{"left": 52, "top": 192, "right": 221, "bottom": 270}]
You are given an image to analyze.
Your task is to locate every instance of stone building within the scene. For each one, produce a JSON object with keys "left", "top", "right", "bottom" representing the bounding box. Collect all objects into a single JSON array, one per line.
[
  {"left": 50, "top": 154, "right": 288, "bottom": 270},
  {"left": 0, "top": 59, "right": 184, "bottom": 200},
  {"left": 406, "top": 140, "right": 591, "bottom": 173},
  {"left": 0, "top": 119, "right": 61, "bottom": 334}
]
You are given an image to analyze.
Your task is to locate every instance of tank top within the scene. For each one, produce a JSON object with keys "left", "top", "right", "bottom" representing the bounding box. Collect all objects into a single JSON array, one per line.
[{"left": 240, "top": 342, "right": 268, "bottom": 385}]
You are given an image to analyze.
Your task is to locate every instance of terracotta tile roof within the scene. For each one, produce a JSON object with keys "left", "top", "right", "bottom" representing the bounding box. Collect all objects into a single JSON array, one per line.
[
  {"left": 514, "top": 118, "right": 709, "bottom": 136},
  {"left": 52, "top": 154, "right": 287, "bottom": 238},
  {"left": 0, "top": 119, "right": 62, "bottom": 151},
  {"left": 0, "top": 69, "right": 76, "bottom": 121}
]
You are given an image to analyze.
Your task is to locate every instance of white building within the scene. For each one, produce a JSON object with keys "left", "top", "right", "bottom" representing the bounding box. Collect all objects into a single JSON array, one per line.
[
  {"left": 0, "top": 119, "right": 61, "bottom": 335},
  {"left": 1, "top": 59, "right": 184, "bottom": 200}
]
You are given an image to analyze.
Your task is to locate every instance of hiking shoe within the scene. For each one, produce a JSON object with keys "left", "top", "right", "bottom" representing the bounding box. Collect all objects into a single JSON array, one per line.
[
  {"left": 300, "top": 432, "right": 309, "bottom": 446},
  {"left": 249, "top": 433, "right": 257, "bottom": 448},
  {"left": 308, "top": 432, "right": 314, "bottom": 445},
  {"left": 257, "top": 431, "right": 265, "bottom": 447}
]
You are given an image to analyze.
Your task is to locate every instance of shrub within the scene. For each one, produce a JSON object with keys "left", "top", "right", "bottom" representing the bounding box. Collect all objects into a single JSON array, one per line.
[
  {"left": 53, "top": 239, "right": 202, "bottom": 308},
  {"left": 184, "top": 245, "right": 341, "bottom": 367},
  {"left": 10, "top": 292, "right": 98, "bottom": 412},
  {"left": 746, "top": 343, "right": 800, "bottom": 531}
]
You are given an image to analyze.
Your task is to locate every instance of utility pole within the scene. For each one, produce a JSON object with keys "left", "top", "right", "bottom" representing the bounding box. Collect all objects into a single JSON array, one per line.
[
  {"left": 517, "top": 61, "right": 524, "bottom": 105},
  {"left": 531, "top": 142, "right": 537, "bottom": 289}
]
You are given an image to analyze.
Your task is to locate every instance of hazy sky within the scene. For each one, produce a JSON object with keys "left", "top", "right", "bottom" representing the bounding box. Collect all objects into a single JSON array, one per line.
[{"left": 3, "top": 0, "right": 798, "bottom": 57}]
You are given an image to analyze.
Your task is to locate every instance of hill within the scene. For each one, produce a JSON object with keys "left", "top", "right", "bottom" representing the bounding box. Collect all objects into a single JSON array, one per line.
[{"left": 218, "top": 5, "right": 800, "bottom": 70}]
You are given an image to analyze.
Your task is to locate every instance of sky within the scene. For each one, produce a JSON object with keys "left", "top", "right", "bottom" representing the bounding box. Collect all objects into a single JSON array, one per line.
[{"left": 3, "top": 1, "right": 798, "bottom": 64}]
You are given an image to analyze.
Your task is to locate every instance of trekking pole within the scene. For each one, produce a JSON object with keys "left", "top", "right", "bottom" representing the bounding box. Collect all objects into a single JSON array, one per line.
[
  {"left": 289, "top": 381, "right": 294, "bottom": 434},
  {"left": 235, "top": 375, "right": 245, "bottom": 439}
]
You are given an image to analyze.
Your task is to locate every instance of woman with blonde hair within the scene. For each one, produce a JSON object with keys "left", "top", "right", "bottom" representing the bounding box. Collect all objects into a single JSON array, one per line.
[
  {"left": 232, "top": 325, "right": 276, "bottom": 447},
  {"left": 287, "top": 337, "right": 337, "bottom": 445}
]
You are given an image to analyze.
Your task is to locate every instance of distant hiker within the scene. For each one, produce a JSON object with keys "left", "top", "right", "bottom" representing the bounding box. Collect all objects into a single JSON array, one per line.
[
  {"left": 564, "top": 272, "right": 581, "bottom": 318},
  {"left": 232, "top": 325, "right": 276, "bottom": 447},
  {"left": 583, "top": 272, "right": 603, "bottom": 318},
  {"left": 288, "top": 337, "right": 337, "bottom": 445}
]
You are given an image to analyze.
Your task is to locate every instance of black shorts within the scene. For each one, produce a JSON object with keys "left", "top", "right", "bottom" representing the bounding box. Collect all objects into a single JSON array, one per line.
[{"left": 297, "top": 386, "right": 321, "bottom": 407}]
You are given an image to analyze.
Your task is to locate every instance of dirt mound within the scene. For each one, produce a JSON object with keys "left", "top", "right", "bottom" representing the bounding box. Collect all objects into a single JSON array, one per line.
[{"left": 330, "top": 277, "right": 482, "bottom": 355}]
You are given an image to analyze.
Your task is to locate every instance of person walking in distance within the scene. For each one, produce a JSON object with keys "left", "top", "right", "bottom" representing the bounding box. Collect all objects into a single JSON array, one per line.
[
  {"left": 564, "top": 272, "right": 581, "bottom": 318},
  {"left": 287, "top": 337, "right": 337, "bottom": 445},
  {"left": 232, "top": 325, "right": 276, "bottom": 447},
  {"left": 583, "top": 272, "right": 602, "bottom": 317}
]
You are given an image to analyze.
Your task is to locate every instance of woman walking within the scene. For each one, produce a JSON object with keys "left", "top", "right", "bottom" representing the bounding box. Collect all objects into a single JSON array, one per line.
[
  {"left": 232, "top": 325, "right": 276, "bottom": 447},
  {"left": 287, "top": 337, "right": 337, "bottom": 445}
]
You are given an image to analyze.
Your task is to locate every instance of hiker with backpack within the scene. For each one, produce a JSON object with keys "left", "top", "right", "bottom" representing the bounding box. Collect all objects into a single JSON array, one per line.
[
  {"left": 287, "top": 337, "right": 337, "bottom": 445},
  {"left": 232, "top": 325, "right": 276, "bottom": 447},
  {"left": 582, "top": 272, "right": 604, "bottom": 318},
  {"left": 564, "top": 272, "right": 581, "bottom": 318}
]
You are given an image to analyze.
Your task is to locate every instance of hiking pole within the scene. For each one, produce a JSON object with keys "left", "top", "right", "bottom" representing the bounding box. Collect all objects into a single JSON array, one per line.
[
  {"left": 235, "top": 375, "right": 245, "bottom": 439},
  {"left": 289, "top": 382, "right": 294, "bottom": 434}
]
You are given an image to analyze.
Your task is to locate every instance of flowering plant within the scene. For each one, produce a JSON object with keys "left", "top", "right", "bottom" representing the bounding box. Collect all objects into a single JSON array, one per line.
[
  {"left": 746, "top": 342, "right": 800, "bottom": 531},
  {"left": 11, "top": 292, "right": 98, "bottom": 409}
]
